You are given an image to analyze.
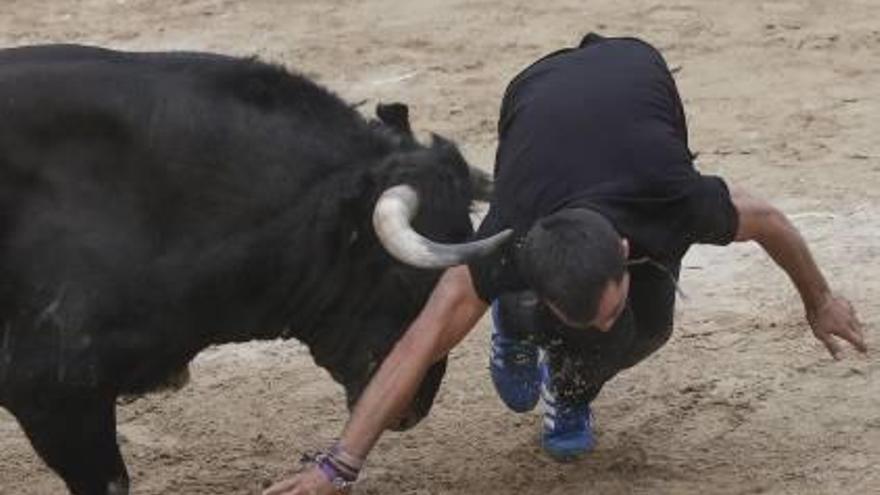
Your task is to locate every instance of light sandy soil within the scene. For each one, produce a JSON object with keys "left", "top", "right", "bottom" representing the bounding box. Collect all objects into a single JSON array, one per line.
[{"left": 1, "top": 1, "right": 878, "bottom": 494}]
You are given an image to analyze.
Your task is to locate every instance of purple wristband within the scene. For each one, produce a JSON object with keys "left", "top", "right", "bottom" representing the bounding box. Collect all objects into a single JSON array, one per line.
[
  {"left": 329, "top": 445, "right": 364, "bottom": 472},
  {"left": 316, "top": 454, "right": 358, "bottom": 489}
]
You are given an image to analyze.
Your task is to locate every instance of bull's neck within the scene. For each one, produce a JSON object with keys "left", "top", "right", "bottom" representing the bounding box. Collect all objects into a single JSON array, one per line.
[{"left": 190, "top": 169, "right": 377, "bottom": 347}]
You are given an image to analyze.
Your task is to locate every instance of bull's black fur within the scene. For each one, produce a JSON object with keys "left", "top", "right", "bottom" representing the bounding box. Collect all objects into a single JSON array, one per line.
[{"left": 0, "top": 45, "right": 479, "bottom": 494}]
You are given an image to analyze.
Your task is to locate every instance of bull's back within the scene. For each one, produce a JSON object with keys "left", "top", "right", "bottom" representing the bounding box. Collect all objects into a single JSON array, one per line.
[
  {"left": 0, "top": 44, "right": 385, "bottom": 261},
  {"left": 0, "top": 44, "right": 381, "bottom": 185},
  {"left": 0, "top": 45, "right": 389, "bottom": 347}
]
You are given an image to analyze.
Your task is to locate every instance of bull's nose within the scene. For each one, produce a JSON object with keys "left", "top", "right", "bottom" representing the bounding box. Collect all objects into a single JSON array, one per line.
[{"left": 388, "top": 407, "right": 423, "bottom": 432}]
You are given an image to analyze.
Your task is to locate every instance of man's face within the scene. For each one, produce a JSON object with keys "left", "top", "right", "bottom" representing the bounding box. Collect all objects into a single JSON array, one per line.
[{"left": 547, "top": 238, "right": 631, "bottom": 332}]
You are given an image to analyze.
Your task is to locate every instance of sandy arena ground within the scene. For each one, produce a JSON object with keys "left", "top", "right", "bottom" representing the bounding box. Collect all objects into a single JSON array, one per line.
[{"left": 1, "top": 1, "right": 878, "bottom": 493}]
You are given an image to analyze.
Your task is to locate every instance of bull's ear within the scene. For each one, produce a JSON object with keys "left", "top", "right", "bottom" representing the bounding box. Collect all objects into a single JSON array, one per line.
[
  {"left": 468, "top": 166, "right": 494, "bottom": 202},
  {"left": 376, "top": 102, "right": 413, "bottom": 136},
  {"left": 429, "top": 133, "right": 457, "bottom": 152},
  {"left": 428, "top": 133, "right": 493, "bottom": 201}
]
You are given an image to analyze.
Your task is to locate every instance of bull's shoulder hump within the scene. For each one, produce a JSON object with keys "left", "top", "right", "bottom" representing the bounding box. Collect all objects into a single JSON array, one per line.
[
  {"left": 0, "top": 44, "right": 266, "bottom": 80},
  {"left": 0, "top": 44, "right": 124, "bottom": 65}
]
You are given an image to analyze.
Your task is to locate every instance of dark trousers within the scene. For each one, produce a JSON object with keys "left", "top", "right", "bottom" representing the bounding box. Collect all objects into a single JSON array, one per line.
[{"left": 493, "top": 262, "right": 680, "bottom": 406}]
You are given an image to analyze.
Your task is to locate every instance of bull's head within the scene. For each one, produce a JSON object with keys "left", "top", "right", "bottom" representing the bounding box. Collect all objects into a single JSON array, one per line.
[
  {"left": 308, "top": 103, "right": 509, "bottom": 431},
  {"left": 371, "top": 103, "right": 510, "bottom": 268}
]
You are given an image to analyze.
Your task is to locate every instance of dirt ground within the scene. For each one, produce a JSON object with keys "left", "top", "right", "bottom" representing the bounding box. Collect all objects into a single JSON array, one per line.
[{"left": 1, "top": 0, "right": 879, "bottom": 493}]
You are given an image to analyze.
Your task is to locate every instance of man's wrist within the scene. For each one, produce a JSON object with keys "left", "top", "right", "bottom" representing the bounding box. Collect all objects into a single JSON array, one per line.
[
  {"left": 330, "top": 443, "right": 365, "bottom": 471},
  {"left": 804, "top": 289, "right": 833, "bottom": 319},
  {"left": 315, "top": 454, "right": 356, "bottom": 491},
  {"left": 302, "top": 442, "right": 364, "bottom": 491}
]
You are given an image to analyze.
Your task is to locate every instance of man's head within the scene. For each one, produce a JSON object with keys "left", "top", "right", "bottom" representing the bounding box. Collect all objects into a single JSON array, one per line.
[{"left": 518, "top": 208, "right": 630, "bottom": 331}]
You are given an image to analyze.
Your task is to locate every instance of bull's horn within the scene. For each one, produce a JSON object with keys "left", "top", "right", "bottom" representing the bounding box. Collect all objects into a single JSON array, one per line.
[{"left": 372, "top": 184, "right": 512, "bottom": 269}]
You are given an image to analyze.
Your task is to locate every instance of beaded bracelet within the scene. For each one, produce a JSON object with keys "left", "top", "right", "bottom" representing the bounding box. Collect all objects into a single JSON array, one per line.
[{"left": 301, "top": 443, "right": 364, "bottom": 492}]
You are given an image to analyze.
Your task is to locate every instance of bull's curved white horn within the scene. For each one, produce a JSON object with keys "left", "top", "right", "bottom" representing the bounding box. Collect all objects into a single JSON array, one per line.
[{"left": 373, "top": 184, "right": 512, "bottom": 269}]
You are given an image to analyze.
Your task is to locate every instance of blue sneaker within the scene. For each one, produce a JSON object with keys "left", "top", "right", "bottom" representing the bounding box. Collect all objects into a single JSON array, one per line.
[
  {"left": 489, "top": 301, "right": 541, "bottom": 413},
  {"left": 540, "top": 360, "right": 596, "bottom": 461}
]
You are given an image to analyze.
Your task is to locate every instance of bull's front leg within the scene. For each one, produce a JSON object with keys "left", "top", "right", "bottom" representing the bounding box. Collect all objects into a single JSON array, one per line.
[{"left": 10, "top": 392, "right": 129, "bottom": 495}]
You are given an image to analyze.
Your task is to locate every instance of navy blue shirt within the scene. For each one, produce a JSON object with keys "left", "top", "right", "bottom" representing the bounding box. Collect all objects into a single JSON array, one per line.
[{"left": 469, "top": 35, "right": 738, "bottom": 302}]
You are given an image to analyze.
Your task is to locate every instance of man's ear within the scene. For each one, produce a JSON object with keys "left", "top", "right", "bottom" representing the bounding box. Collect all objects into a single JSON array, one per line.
[{"left": 621, "top": 238, "right": 630, "bottom": 259}]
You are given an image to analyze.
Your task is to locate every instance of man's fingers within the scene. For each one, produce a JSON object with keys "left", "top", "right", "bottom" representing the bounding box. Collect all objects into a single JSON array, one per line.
[
  {"left": 834, "top": 320, "right": 868, "bottom": 354},
  {"left": 263, "top": 478, "right": 299, "bottom": 495},
  {"left": 821, "top": 335, "right": 843, "bottom": 360},
  {"left": 849, "top": 317, "right": 868, "bottom": 353},
  {"left": 844, "top": 328, "right": 869, "bottom": 353},
  {"left": 842, "top": 301, "right": 868, "bottom": 352},
  {"left": 264, "top": 467, "right": 332, "bottom": 495}
]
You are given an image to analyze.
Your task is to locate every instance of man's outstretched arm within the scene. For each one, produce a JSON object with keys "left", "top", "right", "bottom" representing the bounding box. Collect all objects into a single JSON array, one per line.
[
  {"left": 730, "top": 186, "right": 867, "bottom": 359},
  {"left": 264, "top": 265, "right": 488, "bottom": 495}
]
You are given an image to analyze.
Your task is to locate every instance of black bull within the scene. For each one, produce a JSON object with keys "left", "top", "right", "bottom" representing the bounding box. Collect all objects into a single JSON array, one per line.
[{"left": 0, "top": 45, "right": 503, "bottom": 494}]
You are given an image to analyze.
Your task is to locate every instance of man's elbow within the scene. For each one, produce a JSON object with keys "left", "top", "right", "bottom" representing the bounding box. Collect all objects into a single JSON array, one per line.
[
  {"left": 750, "top": 204, "right": 796, "bottom": 246},
  {"left": 734, "top": 194, "right": 787, "bottom": 243}
]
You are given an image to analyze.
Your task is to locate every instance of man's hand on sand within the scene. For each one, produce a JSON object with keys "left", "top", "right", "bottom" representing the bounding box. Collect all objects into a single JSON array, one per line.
[
  {"left": 263, "top": 466, "right": 339, "bottom": 495},
  {"left": 807, "top": 294, "right": 867, "bottom": 360}
]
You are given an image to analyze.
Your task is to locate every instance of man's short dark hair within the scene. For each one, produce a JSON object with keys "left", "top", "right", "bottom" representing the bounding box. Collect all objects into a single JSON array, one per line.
[{"left": 517, "top": 208, "right": 624, "bottom": 326}]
